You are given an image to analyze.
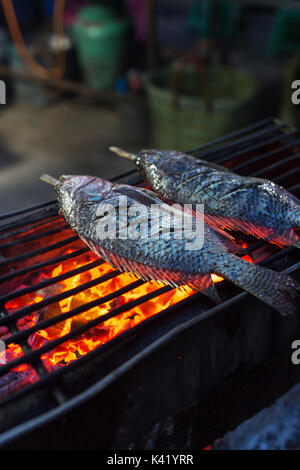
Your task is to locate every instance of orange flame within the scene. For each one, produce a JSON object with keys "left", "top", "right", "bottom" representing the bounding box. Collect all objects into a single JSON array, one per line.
[
  {"left": 4, "top": 249, "right": 197, "bottom": 373},
  {"left": 1, "top": 230, "right": 254, "bottom": 395}
]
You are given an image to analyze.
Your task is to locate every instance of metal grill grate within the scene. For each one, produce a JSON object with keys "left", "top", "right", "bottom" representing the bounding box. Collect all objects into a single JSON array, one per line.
[{"left": 0, "top": 118, "right": 299, "bottom": 442}]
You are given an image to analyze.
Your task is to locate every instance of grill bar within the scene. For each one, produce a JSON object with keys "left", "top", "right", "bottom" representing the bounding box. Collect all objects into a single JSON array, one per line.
[
  {"left": 215, "top": 129, "right": 298, "bottom": 167},
  {"left": 290, "top": 182, "right": 300, "bottom": 192},
  {"left": 190, "top": 121, "right": 287, "bottom": 161},
  {"left": 0, "top": 216, "right": 62, "bottom": 242},
  {"left": 252, "top": 152, "right": 300, "bottom": 177},
  {"left": 0, "top": 279, "right": 58, "bottom": 410},
  {"left": 0, "top": 200, "right": 57, "bottom": 222},
  {"left": 0, "top": 221, "right": 278, "bottom": 326},
  {"left": 0, "top": 224, "right": 70, "bottom": 250},
  {"left": 0, "top": 283, "right": 171, "bottom": 377},
  {"left": 0, "top": 268, "right": 122, "bottom": 327},
  {"left": 0, "top": 235, "right": 78, "bottom": 267},
  {"left": 0, "top": 258, "right": 104, "bottom": 304},
  {"left": 1, "top": 210, "right": 284, "bottom": 327},
  {"left": 1, "top": 126, "right": 298, "bottom": 270},
  {"left": 0, "top": 206, "right": 58, "bottom": 235},
  {"left": 0, "top": 250, "right": 297, "bottom": 414},
  {"left": 231, "top": 136, "right": 300, "bottom": 172},
  {"left": 3, "top": 278, "right": 146, "bottom": 349},
  {"left": 273, "top": 167, "right": 300, "bottom": 183},
  {"left": 188, "top": 117, "right": 279, "bottom": 154},
  {"left": 0, "top": 158, "right": 300, "bottom": 276},
  {"left": 0, "top": 247, "right": 89, "bottom": 284},
  {"left": 0, "top": 117, "right": 299, "bottom": 410},
  {"left": 3, "top": 242, "right": 298, "bottom": 360}
]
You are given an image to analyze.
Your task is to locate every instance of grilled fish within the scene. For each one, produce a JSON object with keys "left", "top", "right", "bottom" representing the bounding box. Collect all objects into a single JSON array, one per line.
[
  {"left": 55, "top": 174, "right": 299, "bottom": 315},
  {"left": 131, "top": 149, "right": 300, "bottom": 248}
]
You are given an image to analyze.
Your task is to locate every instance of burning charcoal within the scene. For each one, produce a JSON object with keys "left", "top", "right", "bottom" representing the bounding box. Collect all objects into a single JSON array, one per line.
[
  {"left": 0, "top": 372, "right": 22, "bottom": 399},
  {"left": 0, "top": 366, "right": 39, "bottom": 400},
  {"left": 0, "top": 327, "right": 9, "bottom": 340}
]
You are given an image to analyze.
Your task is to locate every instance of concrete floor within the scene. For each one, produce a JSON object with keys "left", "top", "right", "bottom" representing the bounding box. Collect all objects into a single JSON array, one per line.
[{"left": 0, "top": 100, "right": 144, "bottom": 213}]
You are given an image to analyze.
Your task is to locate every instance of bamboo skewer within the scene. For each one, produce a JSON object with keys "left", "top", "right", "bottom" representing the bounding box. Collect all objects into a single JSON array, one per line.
[
  {"left": 109, "top": 146, "right": 137, "bottom": 161},
  {"left": 40, "top": 174, "right": 59, "bottom": 186}
]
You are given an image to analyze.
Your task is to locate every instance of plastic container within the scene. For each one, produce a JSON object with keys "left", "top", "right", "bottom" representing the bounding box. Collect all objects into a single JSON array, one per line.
[
  {"left": 72, "top": 5, "right": 128, "bottom": 90},
  {"left": 146, "top": 65, "right": 258, "bottom": 150}
]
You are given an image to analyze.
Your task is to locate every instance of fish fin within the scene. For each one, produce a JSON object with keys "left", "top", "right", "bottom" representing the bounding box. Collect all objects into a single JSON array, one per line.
[
  {"left": 285, "top": 229, "right": 300, "bottom": 249},
  {"left": 294, "top": 237, "right": 300, "bottom": 249},
  {"left": 204, "top": 213, "right": 267, "bottom": 238},
  {"left": 87, "top": 243, "right": 220, "bottom": 302},
  {"left": 191, "top": 209, "right": 235, "bottom": 241},
  {"left": 197, "top": 221, "right": 245, "bottom": 254},
  {"left": 265, "top": 228, "right": 300, "bottom": 249},
  {"left": 206, "top": 223, "right": 235, "bottom": 241},
  {"left": 189, "top": 274, "right": 221, "bottom": 303},
  {"left": 203, "top": 213, "right": 298, "bottom": 248},
  {"left": 193, "top": 211, "right": 247, "bottom": 253},
  {"left": 219, "top": 237, "right": 248, "bottom": 255},
  {"left": 218, "top": 254, "right": 300, "bottom": 316}
]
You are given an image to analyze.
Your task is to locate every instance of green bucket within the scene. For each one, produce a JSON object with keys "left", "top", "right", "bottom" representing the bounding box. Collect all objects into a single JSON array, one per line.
[
  {"left": 72, "top": 5, "right": 128, "bottom": 90},
  {"left": 146, "top": 65, "right": 258, "bottom": 150}
]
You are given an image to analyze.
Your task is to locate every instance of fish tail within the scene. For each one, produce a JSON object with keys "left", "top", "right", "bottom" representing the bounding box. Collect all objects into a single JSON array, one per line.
[
  {"left": 216, "top": 254, "right": 300, "bottom": 316},
  {"left": 200, "top": 275, "right": 222, "bottom": 303},
  {"left": 189, "top": 274, "right": 221, "bottom": 303}
]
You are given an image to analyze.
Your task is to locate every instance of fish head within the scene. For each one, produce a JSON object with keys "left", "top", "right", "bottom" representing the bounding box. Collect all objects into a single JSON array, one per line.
[
  {"left": 56, "top": 175, "right": 113, "bottom": 219},
  {"left": 136, "top": 149, "right": 173, "bottom": 183},
  {"left": 136, "top": 149, "right": 165, "bottom": 168},
  {"left": 137, "top": 149, "right": 191, "bottom": 176}
]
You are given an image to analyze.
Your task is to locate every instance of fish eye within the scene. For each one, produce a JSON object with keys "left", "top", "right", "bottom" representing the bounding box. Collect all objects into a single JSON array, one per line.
[{"left": 64, "top": 182, "right": 75, "bottom": 192}]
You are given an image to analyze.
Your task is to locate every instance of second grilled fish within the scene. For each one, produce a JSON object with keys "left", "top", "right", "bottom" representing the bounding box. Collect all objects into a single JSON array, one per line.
[
  {"left": 55, "top": 174, "right": 299, "bottom": 315},
  {"left": 131, "top": 149, "right": 300, "bottom": 248}
]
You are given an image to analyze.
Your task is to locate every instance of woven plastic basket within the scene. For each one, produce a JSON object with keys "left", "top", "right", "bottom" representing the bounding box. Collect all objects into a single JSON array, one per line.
[{"left": 146, "top": 65, "right": 258, "bottom": 150}]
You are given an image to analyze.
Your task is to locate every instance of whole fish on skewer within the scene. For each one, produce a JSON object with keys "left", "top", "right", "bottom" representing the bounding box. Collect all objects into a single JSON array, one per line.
[
  {"left": 110, "top": 147, "right": 300, "bottom": 248},
  {"left": 41, "top": 174, "right": 299, "bottom": 315}
]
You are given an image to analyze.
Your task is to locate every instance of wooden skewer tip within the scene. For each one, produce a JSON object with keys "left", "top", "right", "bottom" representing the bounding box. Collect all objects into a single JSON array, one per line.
[
  {"left": 109, "top": 146, "right": 137, "bottom": 161},
  {"left": 40, "top": 174, "right": 59, "bottom": 186}
]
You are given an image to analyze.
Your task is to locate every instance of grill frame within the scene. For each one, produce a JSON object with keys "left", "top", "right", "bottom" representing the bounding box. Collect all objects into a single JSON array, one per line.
[{"left": 0, "top": 117, "right": 299, "bottom": 448}]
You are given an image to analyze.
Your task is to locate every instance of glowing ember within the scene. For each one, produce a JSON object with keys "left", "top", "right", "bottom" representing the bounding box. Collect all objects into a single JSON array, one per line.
[
  {"left": 0, "top": 223, "right": 256, "bottom": 397},
  {"left": 2, "top": 244, "right": 198, "bottom": 388}
]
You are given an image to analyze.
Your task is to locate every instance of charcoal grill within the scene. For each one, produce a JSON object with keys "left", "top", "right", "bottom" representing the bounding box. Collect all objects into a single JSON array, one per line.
[{"left": 0, "top": 117, "right": 299, "bottom": 450}]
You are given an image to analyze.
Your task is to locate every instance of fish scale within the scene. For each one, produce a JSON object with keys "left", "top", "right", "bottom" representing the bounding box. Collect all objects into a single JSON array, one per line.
[
  {"left": 55, "top": 175, "right": 300, "bottom": 316},
  {"left": 136, "top": 150, "right": 300, "bottom": 248}
]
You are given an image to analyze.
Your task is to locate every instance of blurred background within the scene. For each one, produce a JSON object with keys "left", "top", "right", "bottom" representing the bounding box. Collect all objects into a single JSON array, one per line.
[{"left": 0, "top": 0, "right": 299, "bottom": 211}]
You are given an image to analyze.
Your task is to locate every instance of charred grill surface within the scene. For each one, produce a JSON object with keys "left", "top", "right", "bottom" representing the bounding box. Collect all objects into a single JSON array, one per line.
[{"left": 0, "top": 118, "right": 299, "bottom": 449}]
